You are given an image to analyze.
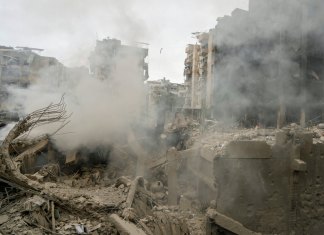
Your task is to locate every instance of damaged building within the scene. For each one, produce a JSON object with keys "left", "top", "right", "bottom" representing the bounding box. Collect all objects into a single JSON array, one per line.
[
  {"left": 0, "top": 46, "right": 65, "bottom": 114},
  {"left": 0, "top": 46, "right": 88, "bottom": 124},
  {"left": 146, "top": 78, "right": 186, "bottom": 129},
  {"left": 0, "top": 46, "right": 197, "bottom": 234},
  {"left": 0, "top": 46, "right": 65, "bottom": 87},
  {"left": 2, "top": 1, "right": 324, "bottom": 235},
  {"left": 180, "top": 0, "right": 324, "bottom": 234},
  {"left": 185, "top": 0, "right": 324, "bottom": 128},
  {"left": 89, "top": 38, "right": 149, "bottom": 81}
]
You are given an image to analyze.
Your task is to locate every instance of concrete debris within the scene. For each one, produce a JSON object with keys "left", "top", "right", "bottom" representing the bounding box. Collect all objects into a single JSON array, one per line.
[
  {"left": 74, "top": 224, "right": 88, "bottom": 234},
  {"left": 0, "top": 215, "right": 9, "bottom": 225},
  {"left": 109, "top": 214, "right": 147, "bottom": 235},
  {"left": 2, "top": 2, "right": 324, "bottom": 232},
  {"left": 0, "top": 112, "right": 198, "bottom": 234},
  {"left": 27, "top": 164, "right": 60, "bottom": 182},
  {"left": 23, "top": 195, "right": 47, "bottom": 211},
  {"left": 1, "top": 95, "right": 324, "bottom": 234},
  {"left": 206, "top": 208, "right": 261, "bottom": 235}
]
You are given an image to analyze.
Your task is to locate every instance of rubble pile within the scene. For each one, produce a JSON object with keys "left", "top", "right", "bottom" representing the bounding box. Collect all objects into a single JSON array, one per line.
[
  {"left": 190, "top": 125, "right": 276, "bottom": 156},
  {"left": 0, "top": 184, "right": 124, "bottom": 234},
  {"left": 0, "top": 162, "right": 199, "bottom": 235},
  {"left": 2, "top": 1, "right": 324, "bottom": 232},
  {"left": 0, "top": 103, "right": 202, "bottom": 235},
  {"left": 2, "top": 98, "right": 324, "bottom": 234},
  {"left": 189, "top": 121, "right": 324, "bottom": 156}
]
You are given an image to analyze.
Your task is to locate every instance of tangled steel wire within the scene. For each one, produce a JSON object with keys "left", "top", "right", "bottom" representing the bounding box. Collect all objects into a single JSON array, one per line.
[{"left": 2, "top": 96, "right": 70, "bottom": 151}]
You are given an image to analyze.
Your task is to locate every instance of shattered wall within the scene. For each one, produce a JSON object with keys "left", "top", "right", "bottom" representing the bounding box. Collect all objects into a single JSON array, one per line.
[
  {"left": 0, "top": 46, "right": 71, "bottom": 123},
  {"left": 213, "top": 145, "right": 291, "bottom": 233},
  {"left": 296, "top": 141, "right": 324, "bottom": 234},
  {"left": 0, "top": 46, "right": 65, "bottom": 87},
  {"left": 146, "top": 79, "right": 186, "bottom": 129},
  {"left": 0, "top": 37, "right": 150, "bottom": 153},
  {"left": 209, "top": 133, "right": 324, "bottom": 234},
  {"left": 184, "top": 44, "right": 201, "bottom": 110},
  {"left": 185, "top": 0, "right": 324, "bottom": 126},
  {"left": 89, "top": 38, "right": 149, "bottom": 81}
]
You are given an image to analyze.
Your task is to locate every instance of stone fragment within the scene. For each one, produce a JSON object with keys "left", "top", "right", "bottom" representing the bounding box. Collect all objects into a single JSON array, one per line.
[{"left": 0, "top": 215, "right": 9, "bottom": 225}]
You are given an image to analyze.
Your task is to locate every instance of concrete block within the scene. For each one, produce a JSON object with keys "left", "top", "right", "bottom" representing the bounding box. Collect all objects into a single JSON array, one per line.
[
  {"left": 65, "top": 151, "right": 77, "bottom": 164},
  {"left": 109, "top": 214, "right": 146, "bottom": 235},
  {"left": 225, "top": 141, "right": 272, "bottom": 159},
  {"left": 0, "top": 215, "right": 9, "bottom": 225},
  {"left": 207, "top": 209, "right": 261, "bottom": 235}
]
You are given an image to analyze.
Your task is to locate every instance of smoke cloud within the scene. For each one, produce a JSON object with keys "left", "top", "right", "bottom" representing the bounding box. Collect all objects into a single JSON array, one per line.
[
  {"left": 211, "top": 0, "right": 324, "bottom": 125},
  {"left": 5, "top": 49, "right": 146, "bottom": 151}
]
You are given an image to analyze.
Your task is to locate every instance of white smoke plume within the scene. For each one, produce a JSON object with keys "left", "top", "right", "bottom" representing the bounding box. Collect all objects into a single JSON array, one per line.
[
  {"left": 210, "top": 0, "right": 324, "bottom": 125},
  {"left": 5, "top": 49, "right": 146, "bottom": 151}
]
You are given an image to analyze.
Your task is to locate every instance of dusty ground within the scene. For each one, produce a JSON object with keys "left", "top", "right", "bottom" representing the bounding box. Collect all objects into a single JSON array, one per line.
[{"left": 0, "top": 163, "right": 206, "bottom": 235}]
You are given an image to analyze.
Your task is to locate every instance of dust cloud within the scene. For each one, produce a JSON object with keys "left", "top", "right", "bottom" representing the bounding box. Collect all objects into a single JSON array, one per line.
[
  {"left": 211, "top": 0, "right": 324, "bottom": 124},
  {"left": 5, "top": 50, "right": 146, "bottom": 151}
]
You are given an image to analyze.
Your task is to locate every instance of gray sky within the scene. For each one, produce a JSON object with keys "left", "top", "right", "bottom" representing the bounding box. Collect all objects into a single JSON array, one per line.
[{"left": 0, "top": 0, "right": 248, "bottom": 83}]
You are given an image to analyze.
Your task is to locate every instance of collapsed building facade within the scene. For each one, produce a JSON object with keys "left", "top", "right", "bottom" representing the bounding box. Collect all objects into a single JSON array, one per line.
[
  {"left": 1, "top": 1, "right": 324, "bottom": 235},
  {"left": 89, "top": 38, "right": 149, "bottom": 81},
  {"left": 180, "top": 0, "right": 324, "bottom": 234},
  {"left": 146, "top": 78, "right": 186, "bottom": 131},
  {"left": 0, "top": 46, "right": 88, "bottom": 123},
  {"left": 185, "top": 0, "right": 324, "bottom": 128},
  {"left": 0, "top": 39, "right": 201, "bottom": 235},
  {"left": 0, "top": 46, "right": 64, "bottom": 87},
  {"left": 0, "top": 46, "right": 64, "bottom": 120}
]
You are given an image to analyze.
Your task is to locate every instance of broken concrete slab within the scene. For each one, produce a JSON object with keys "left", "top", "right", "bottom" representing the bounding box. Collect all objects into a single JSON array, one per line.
[
  {"left": 65, "top": 151, "right": 77, "bottom": 164},
  {"left": 0, "top": 215, "right": 9, "bottom": 225},
  {"left": 109, "top": 214, "right": 146, "bottom": 235},
  {"left": 207, "top": 208, "right": 261, "bottom": 235},
  {"left": 23, "top": 195, "right": 47, "bottom": 211},
  {"left": 125, "top": 176, "right": 145, "bottom": 208}
]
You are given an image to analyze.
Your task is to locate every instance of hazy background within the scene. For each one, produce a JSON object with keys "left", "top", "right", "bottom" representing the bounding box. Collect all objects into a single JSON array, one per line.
[{"left": 0, "top": 0, "right": 248, "bottom": 83}]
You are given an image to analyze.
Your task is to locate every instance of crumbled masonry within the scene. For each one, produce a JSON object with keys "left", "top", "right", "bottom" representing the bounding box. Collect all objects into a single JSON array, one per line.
[
  {"left": 2, "top": 109, "right": 324, "bottom": 234},
  {"left": 2, "top": 1, "right": 324, "bottom": 234}
]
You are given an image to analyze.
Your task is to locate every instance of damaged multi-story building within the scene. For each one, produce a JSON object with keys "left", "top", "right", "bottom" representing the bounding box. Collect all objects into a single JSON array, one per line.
[
  {"left": 3, "top": 1, "right": 324, "bottom": 234},
  {"left": 185, "top": 0, "right": 324, "bottom": 129},
  {"left": 0, "top": 46, "right": 91, "bottom": 124},
  {"left": 0, "top": 46, "right": 65, "bottom": 87},
  {"left": 184, "top": 32, "right": 213, "bottom": 120},
  {"left": 0, "top": 46, "right": 67, "bottom": 121},
  {"left": 179, "top": 1, "right": 324, "bottom": 234},
  {"left": 89, "top": 38, "right": 149, "bottom": 81},
  {"left": 146, "top": 78, "right": 186, "bottom": 130}
]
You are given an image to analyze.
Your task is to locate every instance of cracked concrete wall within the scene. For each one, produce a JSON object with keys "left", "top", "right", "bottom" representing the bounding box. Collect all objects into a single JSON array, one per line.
[
  {"left": 296, "top": 142, "right": 324, "bottom": 234},
  {"left": 210, "top": 135, "right": 324, "bottom": 234},
  {"left": 213, "top": 146, "right": 291, "bottom": 234}
]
